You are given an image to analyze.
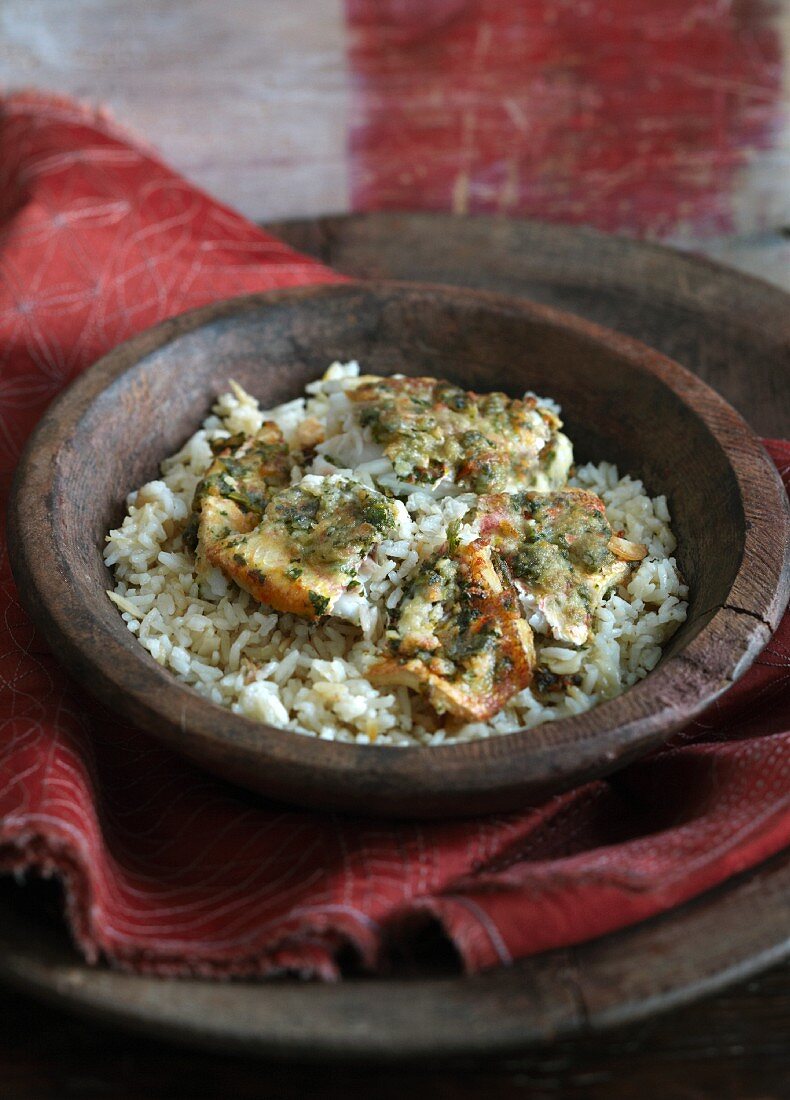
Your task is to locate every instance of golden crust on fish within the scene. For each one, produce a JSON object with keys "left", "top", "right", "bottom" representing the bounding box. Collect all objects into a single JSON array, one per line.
[
  {"left": 477, "top": 488, "right": 647, "bottom": 646},
  {"left": 205, "top": 475, "right": 400, "bottom": 620},
  {"left": 184, "top": 382, "right": 648, "bottom": 722},
  {"left": 186, "top": 422, "right": 292, "bottom": 567},
  {"left": 369, "top": 540, "right": 535, "bottom": 722}
]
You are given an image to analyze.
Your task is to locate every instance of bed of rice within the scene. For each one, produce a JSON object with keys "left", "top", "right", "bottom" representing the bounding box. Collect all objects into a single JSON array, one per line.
[{"left": 104, "top": 363, "right": 688, "bottom": 746}]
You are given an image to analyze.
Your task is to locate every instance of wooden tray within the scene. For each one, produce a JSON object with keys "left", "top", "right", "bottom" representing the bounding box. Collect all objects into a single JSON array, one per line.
[
  {"left": 1, "top": 214, "right": 788, "bottom": 1057},
  {"left": 1, "top": 848, "right": 789, "bottom": 1060}
]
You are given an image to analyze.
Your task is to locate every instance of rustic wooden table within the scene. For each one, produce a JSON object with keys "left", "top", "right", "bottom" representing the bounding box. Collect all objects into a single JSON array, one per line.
[{"left": 1, "top": 2, "right": 789, "bottom": 1095}]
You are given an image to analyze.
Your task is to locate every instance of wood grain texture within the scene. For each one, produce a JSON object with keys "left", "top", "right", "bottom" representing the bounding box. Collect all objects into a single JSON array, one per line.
[
  {"left": 2, "top": 0, "right": 788, "bottom": 284},
  {"left": 701, "top": 228, "right": 790, "bottom": 293},
  {"left": 0, "top": 0, "right": 351, "bottom": 221},
  {"left": 346, "top": 0, "right": 789, "bottom": 241},
  {"left": 8, "top": 282, "right": 789, "bottom": 817}
]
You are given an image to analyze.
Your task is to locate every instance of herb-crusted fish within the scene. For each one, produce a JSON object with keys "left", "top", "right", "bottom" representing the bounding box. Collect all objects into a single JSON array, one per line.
[
  {"left": 342, "top": 375, "right": 572, "bottom": 494},
  {"left": 369, "top": 540, "right": 535, "bottom": 721},
  {"left": 202, "top": 474, "right": 405, "bottom": 621},
  {"left": 186, "top": 422, "right": 292, "bottom": 566},
  {"left": 478, "top": 488, "right": 647, "bottom": 646}
]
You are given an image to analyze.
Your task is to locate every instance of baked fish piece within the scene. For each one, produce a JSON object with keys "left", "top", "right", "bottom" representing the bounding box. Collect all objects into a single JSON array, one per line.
[
  {"left": 478, "top": 488, "right": 647, "bottom": 646},
  {"left": 186, "top": 422, "right": 292, "bottom": 563},
  {"left": 322, "top": 375, "right": 572, "bottom": 495},
  {"left": 202, "top": 473, "right": 405, "bottom": 622},
  {"left": 369, "top": 539, "right": 535, "bottom": 722}
]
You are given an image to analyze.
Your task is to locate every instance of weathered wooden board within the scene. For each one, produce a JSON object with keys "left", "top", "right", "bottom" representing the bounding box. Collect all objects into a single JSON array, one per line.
[
  {"left": 2, "top": 0, "right": 788, "bottom": 289},
  {"left": 0, "top": 0, "right": 351, "bottom": 221}
]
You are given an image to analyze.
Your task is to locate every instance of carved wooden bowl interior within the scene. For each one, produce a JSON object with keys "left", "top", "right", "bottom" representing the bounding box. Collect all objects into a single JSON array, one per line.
[{"left": 8, "top": 283, "right": 790, "bottom": 817}]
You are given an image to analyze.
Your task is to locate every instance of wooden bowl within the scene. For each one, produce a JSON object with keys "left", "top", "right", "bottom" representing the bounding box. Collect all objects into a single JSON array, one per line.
[{"left": 8, "top": 282, "right": 790, "bottom": 818}]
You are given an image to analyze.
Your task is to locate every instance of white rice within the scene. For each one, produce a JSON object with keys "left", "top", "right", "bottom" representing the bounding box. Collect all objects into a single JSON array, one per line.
[{"left": 104, "top": 362, "right": 688, "bottom": 746}]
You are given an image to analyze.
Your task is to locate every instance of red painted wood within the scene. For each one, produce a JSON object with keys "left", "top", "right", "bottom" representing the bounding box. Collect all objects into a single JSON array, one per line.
[{"left": 347, "top": 0, "right": 784, "bottom": 237}]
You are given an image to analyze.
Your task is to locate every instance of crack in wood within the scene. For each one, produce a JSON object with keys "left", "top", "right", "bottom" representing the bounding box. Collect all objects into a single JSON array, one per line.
[
  {"left": 315, "top": 216, "right": 341, "bottom": 265},
  {"left": 721, "top": 603, "right": 775, "bottom": 633},
  {"left": 563, "top": 952, "right": 592, "bottom": 1033},
  {"left": 683, "top": 600, "right": 776, "bottom": 656}
]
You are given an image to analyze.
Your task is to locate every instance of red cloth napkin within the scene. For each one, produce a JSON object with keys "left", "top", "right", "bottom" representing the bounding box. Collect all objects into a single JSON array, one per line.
[{"left": 0, "top": 93, "right": 788, "bottom": 979}]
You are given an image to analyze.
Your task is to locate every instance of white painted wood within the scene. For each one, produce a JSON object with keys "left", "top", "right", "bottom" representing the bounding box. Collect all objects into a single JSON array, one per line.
[
  {"left": 0, "top": 0, "right": 351, "bottom": 222},
  {"left": 693, "top": 232, "right": 790, "bottom": 293}
]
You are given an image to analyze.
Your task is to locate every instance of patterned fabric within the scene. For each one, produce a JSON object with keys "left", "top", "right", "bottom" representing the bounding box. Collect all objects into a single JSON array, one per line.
[{"left": 0, "top": 93, "right": 788, "bottom": 978}]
